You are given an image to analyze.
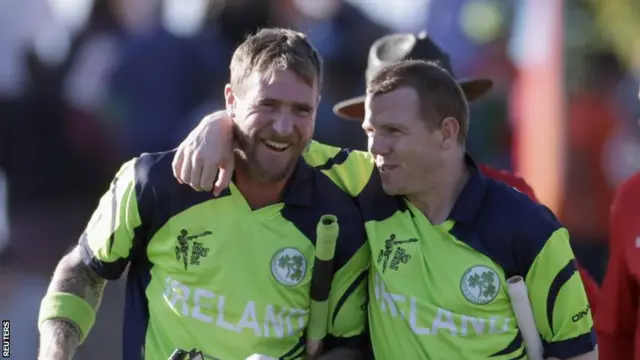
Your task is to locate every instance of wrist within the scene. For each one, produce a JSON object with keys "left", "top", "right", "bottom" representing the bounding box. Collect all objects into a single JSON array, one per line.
[{"left": 38, "top": 319, "right": 80, "bottom": 360}]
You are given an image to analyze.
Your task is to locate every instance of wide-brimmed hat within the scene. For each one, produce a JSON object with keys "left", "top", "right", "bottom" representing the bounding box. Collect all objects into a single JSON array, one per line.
[{"left": 333, "top": 31, "right": 494, "bottom": 121}]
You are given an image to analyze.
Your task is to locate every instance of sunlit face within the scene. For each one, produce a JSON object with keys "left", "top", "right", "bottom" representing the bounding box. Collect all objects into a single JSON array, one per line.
[
  {"left": 225, "top": 69, "right": 318, "bottom": 183},
  {"left": 363, "top": 87, "right": 447, "bottom": 196}
]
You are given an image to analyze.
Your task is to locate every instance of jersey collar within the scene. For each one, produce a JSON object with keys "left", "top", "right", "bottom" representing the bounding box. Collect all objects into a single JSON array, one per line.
[
  {"left": 282, "top": 158, "right": 314, "bottom": 207},
  {"left": 447, "top": 154, "right": 486, "bottom": 222}
]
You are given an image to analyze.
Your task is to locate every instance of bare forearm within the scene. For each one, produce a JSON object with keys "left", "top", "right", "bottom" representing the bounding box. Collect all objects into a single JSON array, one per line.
[
  {"left": 46, "top": 246, "right": 106, "bottom": 306},
  {"left": 38, "top": 246, "right": 107, "bottom": 360},
  {"left": 38, "top": 320, "right": 81, "bottom": 360}
]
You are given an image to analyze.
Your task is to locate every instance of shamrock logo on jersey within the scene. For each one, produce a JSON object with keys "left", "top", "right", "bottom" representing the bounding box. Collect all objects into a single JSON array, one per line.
[
  {"left": 460, "top": 265, "right": 501, "bottom": 305},
  {"left": 271, "top": 248, "right": 307, "bottom": 286}
]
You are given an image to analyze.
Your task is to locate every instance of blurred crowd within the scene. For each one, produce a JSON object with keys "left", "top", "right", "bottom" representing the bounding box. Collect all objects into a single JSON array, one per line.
[{"left": 1, "top": 0, "right": 640, "bottom": 359}]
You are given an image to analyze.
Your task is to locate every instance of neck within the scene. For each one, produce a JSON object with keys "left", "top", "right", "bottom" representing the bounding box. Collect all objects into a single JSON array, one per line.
[
  {"left": 406, "top": 153, "right": 470, "bottom": 225},
  {"left": 233, "top": 157, "right": 290, "bottom": 210}
]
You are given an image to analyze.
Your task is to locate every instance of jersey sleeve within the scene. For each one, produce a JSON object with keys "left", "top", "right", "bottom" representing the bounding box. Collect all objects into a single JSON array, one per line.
[
  {"left": 524, "top": 227, "right": 596, "bottom": 359},
  {"left": 323, "top": 215, "right": 371, "bottom": 353},
  {"left": 303, "top": 140, "right": 375, "bottom": 197},
  {"left": 482, "top": 166, "right": 601, "bottom": 314},
  {"left": 79, "top": 158, "right": 148, "bottom": 280},
  {"left": 596, "top": 174, "right": 640, "bottom": 360}
]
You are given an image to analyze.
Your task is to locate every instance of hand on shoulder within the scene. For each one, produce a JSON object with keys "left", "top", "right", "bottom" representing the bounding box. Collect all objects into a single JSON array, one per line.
[{"left": 172, "top": 111, "right": 235, "bottom": 195}]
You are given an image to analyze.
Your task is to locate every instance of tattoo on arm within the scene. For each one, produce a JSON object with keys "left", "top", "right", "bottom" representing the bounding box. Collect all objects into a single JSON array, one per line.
[
  {"left": 46, "top": 246, "right": 107, "bottom": 308},
  {"left": 38, "top": 246, "right": 107, "bottom": 360}
]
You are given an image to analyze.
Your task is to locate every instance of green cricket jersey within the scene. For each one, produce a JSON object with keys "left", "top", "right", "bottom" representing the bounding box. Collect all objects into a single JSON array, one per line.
[
  {"left": 80, "top": 150, "right": 369, "bottom": 360},
  {"left": 302, "top": 141, "right": 596, "bottom": 360}
]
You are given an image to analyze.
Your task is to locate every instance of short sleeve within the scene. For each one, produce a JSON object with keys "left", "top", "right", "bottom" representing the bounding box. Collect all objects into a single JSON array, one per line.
[
  {"left": 79, "top": 159, "right": 144, "bottom": 280},
  {"left": 525, "top": 228, "right": 597, "bottom": 359}
]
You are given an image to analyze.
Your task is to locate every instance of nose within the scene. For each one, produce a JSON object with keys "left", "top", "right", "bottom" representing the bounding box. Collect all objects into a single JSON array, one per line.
[
  {"left": 368, "top": 133, "right": 390, "bottom": 157},
  {"left": 272, "top": 110, "right": 294, "bottom": 137}
]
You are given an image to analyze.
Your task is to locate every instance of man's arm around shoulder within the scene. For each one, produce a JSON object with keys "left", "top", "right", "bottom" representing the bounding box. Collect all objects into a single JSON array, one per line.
[{"left": 38, "top": 245, "right": 107, "bottom": 360}]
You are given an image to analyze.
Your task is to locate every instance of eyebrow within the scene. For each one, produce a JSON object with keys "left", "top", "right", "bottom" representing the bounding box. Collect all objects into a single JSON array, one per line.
[
  {"left": 257, "top": 97, "right": 314, "bottom": 111},
  {"left": 362, "top": 115, "right": 408, "bottom": 130},
  {"left": 292, "top": 102, "right": 314, "bottom": 112}
]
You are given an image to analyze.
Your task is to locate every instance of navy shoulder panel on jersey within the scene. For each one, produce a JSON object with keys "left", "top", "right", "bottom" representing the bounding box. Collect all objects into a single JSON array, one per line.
[
  {"left": 134, "top": 150, "right": 231, "bottom": 244},
  {"left": 354, "top": 168, "right": 406, "bottom": 223},
  {"left": 281, "top": 162, "right": 367, "bottom": 273},
  {"left": 449, "top": 169, "right": 563, "bottom": 278}
]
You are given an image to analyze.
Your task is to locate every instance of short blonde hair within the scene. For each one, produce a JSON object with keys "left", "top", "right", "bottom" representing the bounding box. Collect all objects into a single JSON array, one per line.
[{"left": 229, "top": 28, "right": 323, "bottom": 94}]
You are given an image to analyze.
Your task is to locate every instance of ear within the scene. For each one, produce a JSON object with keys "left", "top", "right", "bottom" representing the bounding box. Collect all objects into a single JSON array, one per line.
[
  {"left": 440, "top": 116, "right": 460, "bottom": 150},
  {"left": 224, "top": 84, "right": 236, "bottom": 117}
]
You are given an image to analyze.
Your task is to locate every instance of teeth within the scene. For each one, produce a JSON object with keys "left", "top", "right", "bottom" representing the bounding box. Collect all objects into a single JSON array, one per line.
[{"left": 264, "top": 140, "right": 290, "bottom": 149}]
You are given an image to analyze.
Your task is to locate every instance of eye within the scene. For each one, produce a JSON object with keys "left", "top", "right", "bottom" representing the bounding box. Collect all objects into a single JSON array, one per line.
[
  {"left": 385, "top": 127, "right": 402, "bottom": 135},
  {"left": 293, "top": 105, "right": 313, "bottom": 117},
  {"left": 257, "top": 100, "right": 277, "bottom": 109}
]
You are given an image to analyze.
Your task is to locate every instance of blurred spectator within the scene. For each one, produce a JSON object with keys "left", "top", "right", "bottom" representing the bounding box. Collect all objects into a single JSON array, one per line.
[
  {"left": 61, "top": 0, "right": 126, "bottom": 189},
  {"left": 0, "top": 0, "right": 62, "bottom": 197},
  {"left": 466, "top": 38, "right": 517, "bottom": 169},
  {"left": 105, "top": 0, "right": 224, "bottom": 159},
  {"left": 213, "top": 0, "right": 272, "bottom": 46},
  {"left": 559, "top": 52, "right": 622, "bottom": 280},
  {"left": 604, "top": 73, "right": 640, "bottom": 189},
  {"left": 596, "top": 171, "right": 640, "bottom": 359}
]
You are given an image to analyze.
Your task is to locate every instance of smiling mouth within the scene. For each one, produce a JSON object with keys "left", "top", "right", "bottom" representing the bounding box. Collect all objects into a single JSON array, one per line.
[{"left": 262, "top": 139, "right": 291, "bottom": 152}]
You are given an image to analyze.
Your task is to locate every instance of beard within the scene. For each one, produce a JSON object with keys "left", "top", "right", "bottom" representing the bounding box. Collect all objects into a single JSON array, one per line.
[{"left": 233, "top": 123, "right": 305, "bottom": 183}]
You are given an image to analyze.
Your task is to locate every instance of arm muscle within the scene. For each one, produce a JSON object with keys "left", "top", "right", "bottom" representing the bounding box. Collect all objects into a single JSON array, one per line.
[{"left": 38, "top": 246, "right": 108, "bottom": 360}]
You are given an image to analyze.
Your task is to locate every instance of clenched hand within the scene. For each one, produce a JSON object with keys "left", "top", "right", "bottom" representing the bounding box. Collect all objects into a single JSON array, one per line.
[{"left": 172, "top": 111, "right": 235, "bottom": 195}]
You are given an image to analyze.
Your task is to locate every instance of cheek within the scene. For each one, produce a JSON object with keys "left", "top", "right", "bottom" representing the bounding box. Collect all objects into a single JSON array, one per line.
[
  {"left": 392, "top": 138, "right": 419, "bottom": 160},
  {"left": 395, "top": 141, "right": 437, "bottom": 169},
  {"left": 416, "top": 146, "right": 445, "bottom": 172},
  {"left": 294, "top": 117, "right": 315, "bottom": 140},
  {"left": 239, "top": 112, "right": 269, "bottom": 135},
  {"left": 398, "top": 148, "right": 424, "bottom": 168}
]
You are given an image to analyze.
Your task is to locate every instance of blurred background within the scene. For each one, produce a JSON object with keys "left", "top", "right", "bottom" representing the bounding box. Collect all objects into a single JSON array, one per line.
[{"left": 0, "top": 0, "right": 639, "bottom": 358}]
